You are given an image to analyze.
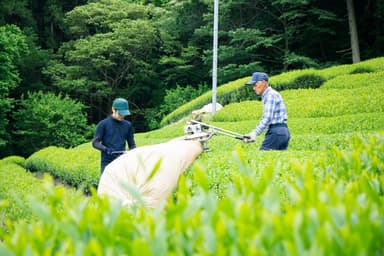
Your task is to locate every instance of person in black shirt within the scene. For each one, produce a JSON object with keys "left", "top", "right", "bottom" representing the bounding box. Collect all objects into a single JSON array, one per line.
[{"left": 92, "top": 98, "right": 136, "bottom": 174}]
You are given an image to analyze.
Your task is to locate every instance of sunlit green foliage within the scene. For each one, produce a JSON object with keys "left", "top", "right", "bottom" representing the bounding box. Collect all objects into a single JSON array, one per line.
[
  {"left": 12, "top": 91, "right": 92, "bottom": 157},
  {"left": 0, "top": 24, "right": 28, "bottom": 153},
  {"left": 0, "top": 157, "right": 83, "bottom": 224},
  {"left": 322, "top": 71, "right": 384, "bottom": 89},
  {"left": 0, "top": 133, "right": 383, "bottom": 255},
  {"left": 161, "top": 56, "right": 384, "bottom": 126},
  {"left": 1, "top": 57, "right": 384, "bottom": 254},
  {"left": 26, "top": 145, "right": 99, "bottom": 192},
  {"left": 318, "top": 56, "right": 384, "bottom": 79}
]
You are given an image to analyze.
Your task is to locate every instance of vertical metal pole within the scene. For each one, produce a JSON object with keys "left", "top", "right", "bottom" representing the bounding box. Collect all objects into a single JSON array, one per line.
[
  {"left": 212, "top": 0, "right": 219, "bottom": 114},
  {"left": 346, "top": 0, "right": 360, "bottom": 63}
]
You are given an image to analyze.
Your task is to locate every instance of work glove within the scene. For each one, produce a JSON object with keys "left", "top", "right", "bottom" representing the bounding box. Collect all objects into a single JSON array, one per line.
[
  {"left": 104, "top": 147, "right": 114, "bottom": 155},
  {"left": 243, "top": 132, "right": 256, "bottom": 143}
]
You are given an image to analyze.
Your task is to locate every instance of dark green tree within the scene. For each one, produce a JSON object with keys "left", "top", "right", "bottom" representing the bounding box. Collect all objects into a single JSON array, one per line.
[
  {"left": 43, "top": 0, "right": 162, "bottom": 127},
  {"left": 156, "top": 0, "right": 210, "bottom": 88},
  {"left": 0, "top": 0, "right": 35, "bottom": 28},
  {"left": 12, "top": 91, "right": 91, "bottom": 157},
  {"left": 29, "top": 0, "right": 88, "bottom": 50},
  {"left": 0, "top": 25, "right": 28, "bottom": 157},
  {"left": 354, "top": 0, "right": 384, "bottom": 59},
  {"left": 201, "top": 0, "right": 340, "bottom": 83}
]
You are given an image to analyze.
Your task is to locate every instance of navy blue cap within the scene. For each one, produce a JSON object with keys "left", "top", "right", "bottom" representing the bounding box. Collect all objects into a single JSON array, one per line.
[{"left": 245, "top": 72, "right": 269, "bottom": 85}]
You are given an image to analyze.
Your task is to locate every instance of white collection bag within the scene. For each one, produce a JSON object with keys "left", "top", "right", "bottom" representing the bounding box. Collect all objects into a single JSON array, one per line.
[{"left": 97, "top": 140, "right": 203, "bottom": 208}]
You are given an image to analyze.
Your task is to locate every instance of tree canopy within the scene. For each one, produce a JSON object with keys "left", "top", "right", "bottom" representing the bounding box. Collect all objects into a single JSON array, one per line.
[{"left": 0, "top": 25, "right": 28, "bottom": 153}]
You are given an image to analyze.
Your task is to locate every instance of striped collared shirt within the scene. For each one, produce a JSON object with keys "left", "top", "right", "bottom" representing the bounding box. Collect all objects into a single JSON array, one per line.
[{"left": 254, "top": 87, "right": 288, "bottom": 135}]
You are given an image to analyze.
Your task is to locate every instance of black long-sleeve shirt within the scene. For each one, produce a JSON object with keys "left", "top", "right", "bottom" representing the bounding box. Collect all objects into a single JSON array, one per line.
[{"left": 92, "top": 116, "right": 136, "bottom": 165}]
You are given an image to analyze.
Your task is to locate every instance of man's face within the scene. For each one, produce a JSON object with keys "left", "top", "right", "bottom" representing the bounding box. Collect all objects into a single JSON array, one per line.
[
  {"left": 252, "top": 80, "right": 267, "bottom": 95},
  {"left": 112, "top": 108, "right": 125, "bottom": 121}
]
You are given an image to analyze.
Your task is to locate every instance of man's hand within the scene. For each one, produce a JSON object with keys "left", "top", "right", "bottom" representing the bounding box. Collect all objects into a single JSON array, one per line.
[
  {"left": 243, "top": 132, "right": 256, "bottom": 143},
  {"left": 105, "top": 147, "right": 114, "bottom": 155}
]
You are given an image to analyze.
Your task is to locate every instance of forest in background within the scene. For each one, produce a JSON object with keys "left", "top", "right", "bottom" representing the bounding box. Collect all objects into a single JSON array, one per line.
[{"left": 1, "top": 0, "right": 383, "bottom": 157}]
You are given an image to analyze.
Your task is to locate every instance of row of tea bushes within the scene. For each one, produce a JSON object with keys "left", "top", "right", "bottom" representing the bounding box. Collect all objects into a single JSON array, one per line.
[
  {"left": 207, "top": 111, "right": 383, "bottom": 138},
  {"left": 25, "top": 146, "right": 99, "bottom": 192},
  {"left": 287, "top": 112, "right": 384, "bottom": 135},
  {"left": 1, "top": 133, "right": 383, "bottom": 255},
  {"left": 206, "top": 129, "right": 379, "bottom": 152},
  {"left": 24, "top": 89, "right": 383, "bottom": 192},
  {"left": 321, "top": 71, "right": 384, "bottom": 89},
  {"left": 0, "top": 156, "right": 84, "bottom": 223},
  {"left": 270, "top": 56, "right": 384, "bottom": 87},
  {"left": 213, "top": 85, "right": 384, "bottom": 122},
  {"left": 23, "top": 112, "right": 381, "bottom": 195},
  {"left": 190, "top": 145, "right": 323, "bottom": 197},
  {"left": 317, "top": 56, "right": 384, "bottom": 79},
  {"left": 0, "top": 156, "right": 35, "bottom": 223},
  {"left": 161, "top": 57, "right": 384, "bottom": 126}
]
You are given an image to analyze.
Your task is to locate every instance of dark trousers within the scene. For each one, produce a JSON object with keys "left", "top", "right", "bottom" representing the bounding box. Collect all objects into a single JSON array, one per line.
[
  {"left": 100, "top": 153, "right": 123, "bottom": 175},
  {"left": 260, "top": 123, "right": 290, "bottom": 150},
  {"left": 100, "top": 161, "right": 110, "bottom": 175}
]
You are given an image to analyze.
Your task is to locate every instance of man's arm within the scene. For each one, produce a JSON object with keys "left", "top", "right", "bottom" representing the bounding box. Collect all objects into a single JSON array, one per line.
[
  {"left": 254, "top": 94, "right": 276, "bottom": 135},
  {"left": 92, "top": 120, "right": 108, "bottom": 151},
  {"left": 127, "top": 125, "right": 136, "bottom": 150},
  {"left": 92, "top": 136, "right": 107, "bottom": 151}
]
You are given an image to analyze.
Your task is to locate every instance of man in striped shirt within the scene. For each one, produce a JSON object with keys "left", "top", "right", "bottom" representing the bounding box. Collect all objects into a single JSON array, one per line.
[{"left": 244, "top": 72, "right": 290, "bottom": 150}]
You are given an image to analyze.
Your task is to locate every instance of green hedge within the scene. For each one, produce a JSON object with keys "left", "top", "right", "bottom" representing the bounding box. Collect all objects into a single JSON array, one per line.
[
  {"left": 161, "top": 57, "right": 384, "bottom": 126},
  {"left": 0, "top": 156, "right": 83, "bottom": 225},
  {"left": 318, "top": 56, "right": 384, "bottom": 79},
  {"left": 25, "top": 145, "right": 99, "bottom": 192},
  {"left": 321, "top": 71, "right": 384, "bottom": 89},
  {"left": 1, "top": 133, "right": 383, "bottom": 255},
  {"left": 269, "top": 69, "right": 325, "bottom": 90},
  {"left": 0, "top": 156, "right": 35, "bottom": 222},
  {"left": 213, "top": 85, "right": 384, "bottom": 122}
]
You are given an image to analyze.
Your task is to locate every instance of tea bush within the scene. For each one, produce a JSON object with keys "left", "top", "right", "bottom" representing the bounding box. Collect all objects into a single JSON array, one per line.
[
  {"left": 321, "top": 71, "right": 384, "bottom": 89},
  {"left": 161, "top": 56, "right": 384, "bottom": 126},
  {"left": 0, "top": 157, "right": 36, "bottom": 222},
  {"left": 317, "top": 56, "right": 384, "bottom": 79},
  {"left": 0, "top": 157, "right": 84, "bottom": 224},
  {"left": 1, "top": 133, "right": 383, "bottom": 255},
  {"left": 26, "top": 146, "right": 99, "bottom": 192},
  {"left": 271, "top": 70, "right": 325, "bottom": 90},
  {"left": 213, "top": 85, "right": 384, "bottom": 122}
]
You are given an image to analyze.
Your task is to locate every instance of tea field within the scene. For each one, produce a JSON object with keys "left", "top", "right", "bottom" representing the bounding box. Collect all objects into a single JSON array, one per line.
[{"left": 0, "top": 57, "right": 383, "bottom": 255}]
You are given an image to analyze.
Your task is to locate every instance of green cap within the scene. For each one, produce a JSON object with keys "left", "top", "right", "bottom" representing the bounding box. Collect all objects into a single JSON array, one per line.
[{"left": 112, "top": 98, "right": 130, "bottom": 116}]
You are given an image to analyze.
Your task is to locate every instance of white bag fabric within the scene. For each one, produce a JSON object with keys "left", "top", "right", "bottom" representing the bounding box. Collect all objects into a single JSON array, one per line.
[
  {"left": 97, "top": 140, "right": 203, "bottom": 208},
  {"left": 200, "top": 102, "right": 223, "bottom": 113},
  {"left": 192, "top": 103, "right": 223, "bottom": 119}
]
